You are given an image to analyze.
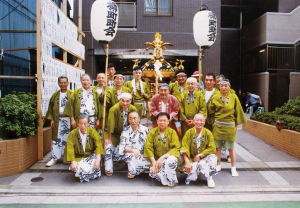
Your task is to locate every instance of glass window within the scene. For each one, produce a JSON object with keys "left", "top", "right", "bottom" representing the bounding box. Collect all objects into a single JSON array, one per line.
[{"left": 145, "top": 0, "right": 172, "bottom": 16}]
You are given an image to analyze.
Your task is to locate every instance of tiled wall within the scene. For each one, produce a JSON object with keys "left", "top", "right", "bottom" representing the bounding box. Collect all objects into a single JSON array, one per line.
[
  {"left": 243, "top": 120, "right": 300, "bottom": 160},
  {"left": 0, "top": 128, "right": 52, "bottom": 178}
]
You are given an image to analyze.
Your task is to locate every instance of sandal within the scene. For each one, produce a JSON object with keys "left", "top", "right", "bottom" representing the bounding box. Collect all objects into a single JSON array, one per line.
[
  {"left": 127, "top": 173, "right": 135, "bottom": 179},
  {"left": 105, "top": 171, "right": 113, "bottom": 177},
  {"left": 227, "top": 157, "right": 231, "bottom": 163}
]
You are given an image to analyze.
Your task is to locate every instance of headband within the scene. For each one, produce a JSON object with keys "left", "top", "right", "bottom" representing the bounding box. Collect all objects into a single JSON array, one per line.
[
  {"left": 219, "top": 79, "right": 230, "bottom": 85},
  {"left": 158, "top": 83, "right": 170, "bottom": 90},
  {"left": 118, "top": 92, "right": 132, "bottom": 100}
]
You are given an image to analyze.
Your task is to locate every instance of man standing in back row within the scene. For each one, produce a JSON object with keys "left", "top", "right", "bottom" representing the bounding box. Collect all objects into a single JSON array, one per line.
[
  {"left": 107, "top": 63, "right": 116, "bottom": 88},
  {"left": 201, "top": 73, "right": 219, "bottom": 132},
  {"left": 64, "top": 74, "right": 101, "bottom": 129},
  {"left": 179, "top": 77, "right": 207, "bottom": 137},
  {"left": 124, "top": 66, "right": 152, "bottom": 125},
  {"left": 45, "top": 75, "right": 72, "bottom": 167}
]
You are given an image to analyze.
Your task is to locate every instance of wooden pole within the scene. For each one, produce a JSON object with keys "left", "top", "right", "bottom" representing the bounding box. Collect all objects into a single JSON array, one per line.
[
  {"left": 155, "top": 74, "right": 158, "bottom": 95},
  {"left": 63, "top": 0, "right": 67, "bottom": 63},
  {"left": 36, "top": 0, "right": 43, "bottom": 160},
  {"left": 198, "top": 46, "right": 202, "bottom": 87},
  {"left": 101, "top": 42, "right": 109, "bottom": 147}
]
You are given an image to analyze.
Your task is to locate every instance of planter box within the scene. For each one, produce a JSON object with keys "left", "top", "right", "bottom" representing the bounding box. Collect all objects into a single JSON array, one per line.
[
  {"left": 243, "top": 120, "right": 300, "bottom": 160},
  {"left": 0, "top": 127, "right": 52, "bottom": 178}
]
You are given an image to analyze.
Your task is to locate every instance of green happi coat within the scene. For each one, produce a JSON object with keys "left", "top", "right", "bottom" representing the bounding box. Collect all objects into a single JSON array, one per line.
[
  {"left": 181, "top": 127, "right": 216, "bottom": 161},
  {"left": 179, "top": 90, "right": 207, "bottom": 135},
  {"left": 65, "top": 127, "right": 105, "bottom": 162},
  {"left": 208, "top": 93, "right": 247, "bottom": 142},
  {"left": 124, "top": 80, "right": 151, "bottom": 118},
  {"left": 63, "top": 88, "right": 101, "bottom": 125},
  {"left": 201, "top": 88, "right": 220, "bottom": 131},
  {"left": 105, "top": 103, "right": 137, "bottom": 147},
  {"left": 45, "top": 90, "right": 72, "bottom": 141},
  {"left": 170, "top": 81, "right": 188, "bottom": 101},
  {"left": 100, "top": 86, "right": 132, "bottom": 112},
  {"left": 144, "top": 127, "right": 180, "bottom": 161},
  {"left": 92, "top": 85, "right": 111, "bottom": 129}
]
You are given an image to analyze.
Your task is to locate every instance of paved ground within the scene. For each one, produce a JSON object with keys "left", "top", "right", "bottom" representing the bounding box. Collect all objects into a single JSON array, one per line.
[{"left": 1, "top": 114, "right": 300, "bottom": 205}]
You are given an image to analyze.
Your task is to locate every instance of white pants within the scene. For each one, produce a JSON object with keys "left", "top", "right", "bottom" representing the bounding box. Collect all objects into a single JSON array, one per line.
[
  {"left": 104, "top": 144, "right": 121, "bottom": 173},
  {"left": 122, "top": 153, "right": 151, "bottom": 176},
  {"left": 149, "top": 155, "right": 178, "bottom": 186},
  {"left": 71, "top": 154, "right": 101, "bottom": 182},
  {"left": 184, "top": 154, "right": 218, "bottom": 184},
  {"left": 51, "top": 117, "right": 70, "bottom": 160}
]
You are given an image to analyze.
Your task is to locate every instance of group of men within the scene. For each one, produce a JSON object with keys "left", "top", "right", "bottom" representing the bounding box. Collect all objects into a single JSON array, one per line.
[{"left": 45, "top": 63, "right": 246, "bottom": 188}]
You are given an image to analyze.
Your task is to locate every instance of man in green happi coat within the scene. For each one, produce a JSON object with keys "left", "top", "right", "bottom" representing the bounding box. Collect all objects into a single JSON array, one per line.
[
  {"left": 208, "top": 79, "right": 246, "bottom": 177},
  {"left": 64, "top": 74, "right": 101, "bottom": 130},
  {"left": 170, "top": 69, "right": 188, "bottom": 100},
  {"left": 92, "top": 72, "right": 111, "bottom": 133},
  {"left": 180, "top": 77, "right": 207, "bottom": 137},
  {"left": 104, "top": 93, "right": 137, "bottom": 176},
  {"left": 180, "top": 113, "right": 217, "bottom": 188},
  {"left": 65, "top": 114, "right": 105, "bottom": 182},
  {"left": 100, "top": 71, "right": 131, "bottom": 113},
  {"left": 169, "top": 69, "right": 188, "bottom": 138},
  {"left": 45, "top": 75, "right": 72, "bottom": 167},
  {"left": 201, "top": 73, "right": 219, "bottom": 131},
  {"left": 124, "top": 66, "right": 151, "bottom": 125},
  {"left": 144, "top": 112, "right": 180, "bottom": 187},
  {"left": 215, "top": 74, "right": 236, "bottom": 95}
]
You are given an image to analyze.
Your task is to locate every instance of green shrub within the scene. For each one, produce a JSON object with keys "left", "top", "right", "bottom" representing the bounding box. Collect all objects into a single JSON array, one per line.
[
  {"left": 253, "top": 99, "right": 300, "bottom": 132},
  {"left": 0, "top": 92, "right": 40, "bottom": 139},
  {"left": 274, "top": 96, "right": 300, "bottom": 117}
]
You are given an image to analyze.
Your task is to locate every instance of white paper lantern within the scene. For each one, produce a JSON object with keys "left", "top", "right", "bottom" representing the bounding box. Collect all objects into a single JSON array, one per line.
[
  {"left": 91, "top": 0, "right": 119, "bottom": 42},
  {"left": 193, "top": 6, "right": 217, "bottom": 47}
]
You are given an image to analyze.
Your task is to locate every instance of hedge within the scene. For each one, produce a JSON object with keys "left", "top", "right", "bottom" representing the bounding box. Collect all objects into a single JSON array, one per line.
[{"left": 252, "top": 96, "right": 300, "bottom": 132}]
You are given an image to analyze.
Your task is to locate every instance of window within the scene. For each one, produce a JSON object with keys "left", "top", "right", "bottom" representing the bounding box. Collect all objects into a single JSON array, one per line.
[
  {"left": 145, "top": 0, "right": 172, "bottom": 16},
  {"left": 115, "top": 0, "right": 137, "bottom": 28}
]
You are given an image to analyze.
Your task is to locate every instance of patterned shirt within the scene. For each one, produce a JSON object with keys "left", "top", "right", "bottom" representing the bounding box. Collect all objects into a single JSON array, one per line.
[{"left": 119, "top": 124, "right": 149, "bottom": 156}]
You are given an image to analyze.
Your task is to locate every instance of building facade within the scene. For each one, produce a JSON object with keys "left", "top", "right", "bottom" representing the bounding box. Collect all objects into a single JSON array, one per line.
[{"left": 1, "top": 0, "right": 300, "bottom": 111}]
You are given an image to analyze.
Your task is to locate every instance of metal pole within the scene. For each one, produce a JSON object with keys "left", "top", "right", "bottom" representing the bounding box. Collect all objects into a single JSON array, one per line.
[
  {"left": 101, "top": 42, "right": 109, "bottom": 147},
  {"left": 0, "top": 75, "right": 35, "bottom": 79},
  {"left": 199, "top": 46, "right": 202, "bottom": 86}
]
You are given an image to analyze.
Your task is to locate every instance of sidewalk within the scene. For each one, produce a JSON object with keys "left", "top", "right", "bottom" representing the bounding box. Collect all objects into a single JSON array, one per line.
[{"left": 1, "top": 116, "right": 300, "bottom": 204}]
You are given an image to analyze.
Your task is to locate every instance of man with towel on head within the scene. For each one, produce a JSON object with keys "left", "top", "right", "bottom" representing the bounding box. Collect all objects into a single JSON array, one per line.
[{"left": 104, "top": 92, "right": 137, "bottom": 177}]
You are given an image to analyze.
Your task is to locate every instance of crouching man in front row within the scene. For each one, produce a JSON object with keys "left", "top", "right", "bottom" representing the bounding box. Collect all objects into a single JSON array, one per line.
[
  {"left": 180, "top": 113, "right": 218, "bottom": 188},
  {"left": 119, "top": 111, "right": 151, "bottom": 179},
  {"left": 65, "top": 114, "right": 105, "bottom": 182},
  {"left": 144, "top": 112, "right": 180, "bottom": 187}
]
